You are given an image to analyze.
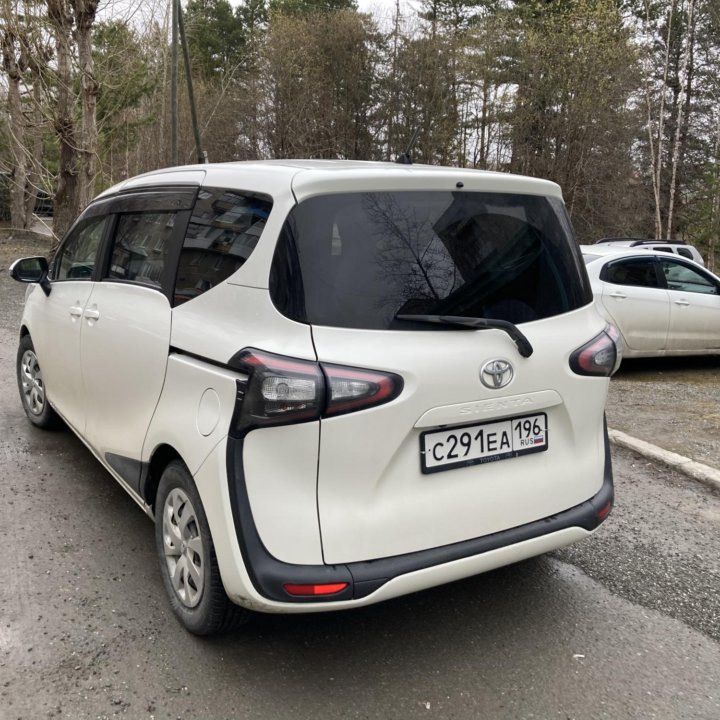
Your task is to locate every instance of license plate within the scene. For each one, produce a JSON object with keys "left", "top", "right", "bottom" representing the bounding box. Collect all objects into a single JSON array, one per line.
[{"left": 420, "top": 412, "right": 548, "bottom": 474}]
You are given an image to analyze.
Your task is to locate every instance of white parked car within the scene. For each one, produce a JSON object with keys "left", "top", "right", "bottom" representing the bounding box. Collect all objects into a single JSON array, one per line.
[
  {"left": 582, "top": 245, "right": 720, "bottom": 358},
  {"left": 11, "top": 161, "right": 619, "bottom": 635},
  {"left": 594, "top": 238, "right": 704, "bottom": 266}
]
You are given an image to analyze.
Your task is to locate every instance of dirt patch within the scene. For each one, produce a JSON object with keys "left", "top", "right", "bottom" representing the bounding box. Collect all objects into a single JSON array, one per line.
[
  {"left": 606, "top": 356, "right": 720, "bottom": 469},
  {"left": 0, "top": 231, "right": 53, "bottom": 335}
]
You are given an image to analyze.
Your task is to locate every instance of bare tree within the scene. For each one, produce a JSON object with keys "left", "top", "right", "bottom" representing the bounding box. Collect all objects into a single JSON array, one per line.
[
  {"left": 1, "top": 0, "right": 51, "bottom": 230},
  {"left": 1, "top": 2, "right": 30, "bottom": 229},
  {"left": 46, "top": 0, "right": 79, "bottom": 240},
  {"left": 263, "top": 8, "right": 377, "bottom": 159},
  {"left": 73, "top": 0, "right": 99, "bottom": 210}
]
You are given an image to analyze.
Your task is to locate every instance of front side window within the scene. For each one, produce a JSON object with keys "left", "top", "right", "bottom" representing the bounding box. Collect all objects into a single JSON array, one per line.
[
  {"left": 270, "top": 191, "right": 590, "bottom": 330},
  {"left": 108, "top": 212, "right": 177, "bottom": 288},
  {"left": 174, "top": 187, "right": 272, "bottom": 305},
  {"left": 602, "top": 257, "right": 660, "bottom": 288},
  {"left": 660, "top": 259, "right": 719, "bottom": 295},
  {"left": 54, "top": 216, "right": 109, "bottom": 281}
]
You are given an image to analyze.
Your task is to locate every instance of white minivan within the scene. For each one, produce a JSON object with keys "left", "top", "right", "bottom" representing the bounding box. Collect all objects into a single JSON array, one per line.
[{"left": 11, "top": 160, "right": 620, "bottom": 634}]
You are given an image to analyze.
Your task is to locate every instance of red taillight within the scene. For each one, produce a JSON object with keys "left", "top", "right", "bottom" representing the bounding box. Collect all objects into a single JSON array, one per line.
[
  {"left": 569, "top": 325, "right": 623, "bottom": 376},
  {"left": 322, "top": 363, "right": 403, "bottom": 417},
  {"left": 596, "top": 501, "right": 613, "bottom": 521},
  {"left": 283, "top": 582, "right": 349, "bottom": 597},
  {"left": 229, "top": 348, "right": 404, "bottom": 437}
]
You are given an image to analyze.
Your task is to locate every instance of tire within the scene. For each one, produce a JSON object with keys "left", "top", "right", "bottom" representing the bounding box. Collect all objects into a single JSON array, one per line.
[
  {"left": 16, "top": 334, "right": 59, "bottom": 429},
  {"left": 155, "top": 460, "right": 248, "bottom": 636}
]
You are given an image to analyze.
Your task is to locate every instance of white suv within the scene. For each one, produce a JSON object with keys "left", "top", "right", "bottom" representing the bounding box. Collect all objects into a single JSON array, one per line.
[
  {"left": 594, "top": 238, "right": 704, "bottom": 266},
  {"left": 11, "top": 160, "right": 619, "bottom": 635}
]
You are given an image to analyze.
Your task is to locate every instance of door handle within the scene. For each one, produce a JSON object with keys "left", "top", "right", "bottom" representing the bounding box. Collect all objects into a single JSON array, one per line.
[
  {"left": 84, "top": 308, "right": 100, "bottom": 320},
  {"left": 69, "top": 304, "right": 84, "bottom": 318},
  {"left": 608, "top": 291, "right": 627, "bottom": 299},
  {"left": 674, "top": 299, "right": 690, "bottom": 306}
]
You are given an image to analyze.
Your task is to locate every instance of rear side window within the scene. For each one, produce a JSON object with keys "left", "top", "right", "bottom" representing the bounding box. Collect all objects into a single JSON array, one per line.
[
  {"left": 270, "top": 191, "right": 591, "bottom": 329},
  {"left": 660, "top": 259, "right": 719, "bottom": 294},
  {"left": 602, "top": 257, "right": 660, "bottom": 288},
  {"left": 174, "top": 188, "right": 272, "bottom": 305},
  {"left": 108, "top": 212, "right": 177, "bottom": 287}
]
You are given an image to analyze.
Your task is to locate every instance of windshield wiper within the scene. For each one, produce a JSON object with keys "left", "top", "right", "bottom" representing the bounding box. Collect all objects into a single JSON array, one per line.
[{"left": 395, "top": 314, "right": 534, "bottom": 358}]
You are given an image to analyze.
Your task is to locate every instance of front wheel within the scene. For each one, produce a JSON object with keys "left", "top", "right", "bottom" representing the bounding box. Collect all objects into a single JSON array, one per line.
[
  {"left": 155, "top": 460, "right": 247, "bottom": 635},
  {"left": 16, "top": 334, "right": 59, "bottom": 429}
]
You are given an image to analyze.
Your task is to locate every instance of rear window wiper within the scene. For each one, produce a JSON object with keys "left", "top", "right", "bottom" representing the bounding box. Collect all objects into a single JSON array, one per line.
[{"left": 395, "top": 314, "right": 534, "bottom": 358}]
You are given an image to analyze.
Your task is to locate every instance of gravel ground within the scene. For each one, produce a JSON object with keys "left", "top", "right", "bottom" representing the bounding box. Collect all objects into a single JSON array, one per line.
[
  {"left": 554, "top": 447, "right": 720, "bottom": 642},
  {"left": 0, "top": 231, "right": 53, "bottom": 322},
  {"left": 607, "top": 357, "right": 720, "bottom": 469}
]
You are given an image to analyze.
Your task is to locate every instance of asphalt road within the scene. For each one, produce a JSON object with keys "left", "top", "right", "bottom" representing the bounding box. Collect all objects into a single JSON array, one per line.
[{"left": 1, "top": 241, "right": 719, "bottom": 719}]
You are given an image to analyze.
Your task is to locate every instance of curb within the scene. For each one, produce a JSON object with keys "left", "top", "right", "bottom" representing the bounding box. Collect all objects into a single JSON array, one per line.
[{"left": 608, "top": 429, "right": 720, "bottom": 493}]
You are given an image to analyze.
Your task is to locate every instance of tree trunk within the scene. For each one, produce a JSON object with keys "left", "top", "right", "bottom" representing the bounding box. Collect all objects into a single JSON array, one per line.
[
  {"left": 667, "top": 0, "right": 696, "bottom": 239},
  {"left": 23, "top": 80, "right": 44, "bottom": 228},
  {"left": 708, "top": 111, "right": 720, "bottom": 272},
  {"left": 646, "top": 0, "right": 676, "bottom": 239},
  {"left": 74, "top": 0, "right": 99, "bottom": 210},
  {"left": 48, "top": 0, "right": 80, "bottom": 243},
  {"left": 1, "top": 21, "right": 29, "bottom": 230}
]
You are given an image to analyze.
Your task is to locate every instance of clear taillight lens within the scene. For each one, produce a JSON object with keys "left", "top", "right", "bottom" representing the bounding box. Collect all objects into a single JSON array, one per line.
[
  {"left": 230, "top": 349, "right": 325, "bottom": 437},
  {"left": 229, "top": 349, "right": 404, "bottom": 437},
  {"left": 569, "top": 324, "right": 623, "bottom": 376},
  {"left": 261, "top": 376, "right": 317, "bottom": 404}
]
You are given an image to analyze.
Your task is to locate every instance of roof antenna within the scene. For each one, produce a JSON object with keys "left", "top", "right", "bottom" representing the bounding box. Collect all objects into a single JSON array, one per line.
[{"left": 395, "top": 128, "right": 421, "bottom": 165}]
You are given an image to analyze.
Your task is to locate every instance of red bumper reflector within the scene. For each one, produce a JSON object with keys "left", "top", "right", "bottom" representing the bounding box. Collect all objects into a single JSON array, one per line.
[
  {"left": 283, "top": 582, "right": 349, "bottom": 597},
  {"left": 596, "top": 501, "right": 613, "bottom": 521}
]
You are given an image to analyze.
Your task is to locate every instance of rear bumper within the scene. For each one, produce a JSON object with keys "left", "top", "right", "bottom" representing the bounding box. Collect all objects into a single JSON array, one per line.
[{"left": 225, "top": 422, "right": 614, "bottom": 608}]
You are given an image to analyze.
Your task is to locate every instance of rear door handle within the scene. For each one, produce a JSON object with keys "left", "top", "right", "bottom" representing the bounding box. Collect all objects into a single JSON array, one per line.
[
  {"left": 608, "top": 291, "right": 627, "bottom": 299},
  {"left": 674, "top": 299, "right": 690, "bottom": 306},
  {"left": 84, "top": 308, "right": 100, "bottom": 320}
]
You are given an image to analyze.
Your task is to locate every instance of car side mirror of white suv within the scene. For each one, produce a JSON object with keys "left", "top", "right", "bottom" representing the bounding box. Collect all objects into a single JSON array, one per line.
[{"left": 9, "top": 256, "right": 51, "bottom": 296}]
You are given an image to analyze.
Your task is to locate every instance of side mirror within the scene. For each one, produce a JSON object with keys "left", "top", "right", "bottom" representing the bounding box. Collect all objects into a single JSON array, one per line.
[{"left": 9, "top": 256, "right": 51, "bottom": 296}]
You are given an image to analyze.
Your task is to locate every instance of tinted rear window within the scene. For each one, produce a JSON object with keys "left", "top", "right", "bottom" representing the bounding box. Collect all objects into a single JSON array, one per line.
[{"left": 270, "top": 191, "right": 591, "bottom": 330}]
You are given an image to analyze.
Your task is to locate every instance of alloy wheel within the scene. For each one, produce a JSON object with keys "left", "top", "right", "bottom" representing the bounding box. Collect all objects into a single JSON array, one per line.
[{"left": 20, "top": 349, "right": 45, "bottom": 416}]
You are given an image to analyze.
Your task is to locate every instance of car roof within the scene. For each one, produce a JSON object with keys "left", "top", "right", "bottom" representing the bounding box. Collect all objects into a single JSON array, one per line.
[
  {"left": 579, "top": 245, "right": 650, "bottom": 258},
  {"left": 594, "top": 237, "right": 690, "bottom": 247},
  {"left": 96, "top": 160, "right": 564, "bottom": 202},
  {"left": 580, "top": 245, "right": 714, "bottom": 273}
]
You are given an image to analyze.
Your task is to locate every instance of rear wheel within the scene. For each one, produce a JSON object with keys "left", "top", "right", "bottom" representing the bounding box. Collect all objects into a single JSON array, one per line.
[
  {"left": 155, "top": 460, "right": 248, "bottom": 635},
  {"left": 16, "top": 334, "right": 59, "bottom": 429}
]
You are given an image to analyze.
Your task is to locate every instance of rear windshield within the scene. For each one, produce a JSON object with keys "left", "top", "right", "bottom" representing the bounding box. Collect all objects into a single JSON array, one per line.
[{"left": 270, "top": 191, "right": 591, "bottom": 330}]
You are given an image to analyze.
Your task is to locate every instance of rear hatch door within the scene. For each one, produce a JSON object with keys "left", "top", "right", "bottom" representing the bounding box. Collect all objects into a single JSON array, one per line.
[{"left": 271, "top": 184, "right": 608, "bottom": 564}]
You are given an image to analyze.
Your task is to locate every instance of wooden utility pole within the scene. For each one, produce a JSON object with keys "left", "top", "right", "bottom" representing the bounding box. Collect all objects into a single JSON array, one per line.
[
  {"left": 171, "top": 0, "right": 178, "bottom": 165},
  {"left": 176, "top": 0, "right": 207, "bottom": 164},
  {"left": 169, "top": 0, "right": 206, "bottom": 165}
]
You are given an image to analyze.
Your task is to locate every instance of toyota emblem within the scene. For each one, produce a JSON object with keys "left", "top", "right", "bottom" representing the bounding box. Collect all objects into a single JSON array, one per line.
[{"left": 480, "top": 359, "right": 514, "bottom": 389}]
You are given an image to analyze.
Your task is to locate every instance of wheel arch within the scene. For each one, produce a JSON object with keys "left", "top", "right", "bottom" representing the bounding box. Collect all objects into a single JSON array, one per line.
[{"left": 144, "top": 444, "right": 184, "bottom": 514}]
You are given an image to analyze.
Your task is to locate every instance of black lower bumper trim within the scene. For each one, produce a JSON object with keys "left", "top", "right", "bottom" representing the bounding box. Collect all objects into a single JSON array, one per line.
[{"left": 226, "top": 422, "right": 614, "bottom": 604}]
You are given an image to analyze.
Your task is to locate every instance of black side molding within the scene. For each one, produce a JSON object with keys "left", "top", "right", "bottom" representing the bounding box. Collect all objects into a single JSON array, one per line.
[
  {"left": 226, "top": 421, "right": 614, "bottom": 604},
  {"left": 106, "top": 453, "right": 144, "bottom": 494}
]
